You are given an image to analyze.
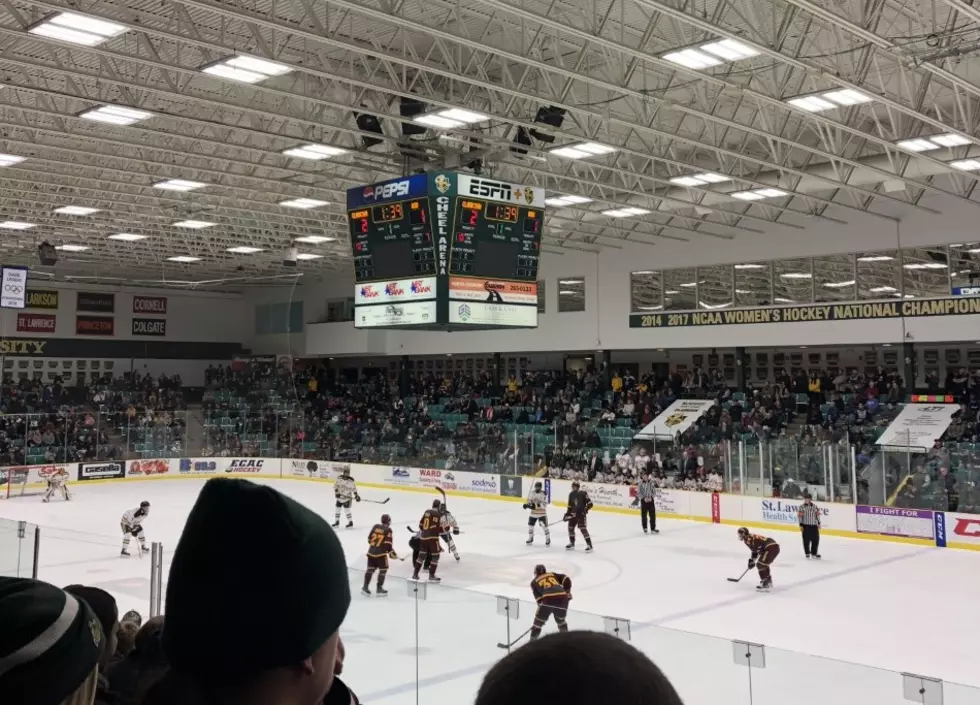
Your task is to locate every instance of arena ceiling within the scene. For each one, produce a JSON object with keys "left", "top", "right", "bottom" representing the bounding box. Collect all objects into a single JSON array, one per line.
[{"left": 2, "top": 0, "right": 980, "bottom": 288}]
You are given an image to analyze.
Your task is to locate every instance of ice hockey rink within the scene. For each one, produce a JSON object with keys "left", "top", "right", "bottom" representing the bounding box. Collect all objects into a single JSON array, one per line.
[{"left": 3, "top": 478, "right": 979, "bottom": 705}]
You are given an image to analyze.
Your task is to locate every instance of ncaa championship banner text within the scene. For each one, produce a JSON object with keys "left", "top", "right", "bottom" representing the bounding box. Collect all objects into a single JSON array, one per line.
[{"left": 630, "top": 297, "right": 980, "bottom": 328}]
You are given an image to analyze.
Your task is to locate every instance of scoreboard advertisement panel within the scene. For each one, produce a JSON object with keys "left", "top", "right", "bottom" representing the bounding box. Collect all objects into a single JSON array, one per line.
[{"left": 347, "top": 171, "right": 545, "bottom": 330}]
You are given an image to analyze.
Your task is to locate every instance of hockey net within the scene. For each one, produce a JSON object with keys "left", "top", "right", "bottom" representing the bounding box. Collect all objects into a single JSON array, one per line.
[{"left": 1, "top": 465, "right": 64, "bottom": 499}]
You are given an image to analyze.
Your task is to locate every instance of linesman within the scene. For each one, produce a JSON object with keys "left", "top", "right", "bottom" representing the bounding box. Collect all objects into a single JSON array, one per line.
[
  {"left": 635, "top": 471, "right": 659, "bottom": 534},
  {"left": 797, "top": 494, "right": 821, "bottom": 559}
]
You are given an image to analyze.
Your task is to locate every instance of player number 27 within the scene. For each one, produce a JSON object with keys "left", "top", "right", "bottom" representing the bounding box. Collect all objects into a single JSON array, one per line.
[{"left": 369, "top": 531, "right": 386, "bottom": 547}]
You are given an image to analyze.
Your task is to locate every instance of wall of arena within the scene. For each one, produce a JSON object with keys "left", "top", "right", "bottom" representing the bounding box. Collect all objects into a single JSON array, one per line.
[{"left": 4, "top": 457, "right": 973, "bottom": 551}]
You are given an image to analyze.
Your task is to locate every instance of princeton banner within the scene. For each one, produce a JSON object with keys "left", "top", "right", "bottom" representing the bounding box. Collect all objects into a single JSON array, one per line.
[{"left": 629, "top": 297, "right": 980, "bottom": 328}]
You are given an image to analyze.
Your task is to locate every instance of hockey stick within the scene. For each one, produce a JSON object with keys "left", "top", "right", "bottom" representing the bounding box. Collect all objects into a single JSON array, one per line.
[
  {"left": 727, "top": 567, "right": 751, "bottom": 583},
  {"left": 496, "top": 627, "right": 533, "bottom": 650},
  {"left": 436, "top": 487, "right": 447, "bottom": 507},
  {"left": 361, "top": 498, "right": 390, "bottom": 504}
]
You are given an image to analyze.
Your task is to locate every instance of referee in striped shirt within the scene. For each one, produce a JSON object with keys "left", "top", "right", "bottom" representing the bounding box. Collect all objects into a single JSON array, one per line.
[
  {"left": 797, "top": 494, "right": 821, "bottom": 558},
  {"left": 637, "top": 471, "right": 659, "bottom": 534}
]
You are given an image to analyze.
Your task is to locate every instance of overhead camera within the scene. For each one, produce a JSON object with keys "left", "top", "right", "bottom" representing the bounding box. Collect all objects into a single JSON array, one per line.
[
  {"left": 38, "top": 242, "right": 57, "bottom": 266},
  {"left": 283, "top": 247, "right": 298, "bottom": 268}
]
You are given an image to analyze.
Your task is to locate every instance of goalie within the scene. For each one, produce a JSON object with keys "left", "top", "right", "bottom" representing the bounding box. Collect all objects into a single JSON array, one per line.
[
  {"left": 120, "top": 501, "right": 151, "bottom": 557},
  {"left": 42, "top": 468, "right": 71, "bottom": 503}
]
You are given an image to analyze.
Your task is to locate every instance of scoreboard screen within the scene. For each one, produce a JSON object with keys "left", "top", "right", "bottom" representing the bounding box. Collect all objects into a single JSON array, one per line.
[
  {"left": 347, "top": 171, "right": 546, "bottom": 329},
  {"left": 347, "top": 174, "right": 436, "bottom": 284}
]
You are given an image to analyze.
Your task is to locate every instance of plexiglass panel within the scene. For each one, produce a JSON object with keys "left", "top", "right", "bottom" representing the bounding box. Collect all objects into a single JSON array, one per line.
[
  {"left": 735, "top": 262, "right": 772, "bottom": 306},
  {"left": 773, "top": 258, "right": 813, "bottom": 304},
  {"left": 664, "top": 268, "right": 698, "bottom": 310}
]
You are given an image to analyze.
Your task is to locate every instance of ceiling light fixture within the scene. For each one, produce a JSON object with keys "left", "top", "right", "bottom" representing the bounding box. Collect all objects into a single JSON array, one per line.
[
  {"left": 154, "top": 179, "right": 206, "bottom": 192},
  {"left": 295, "top": 253, "right": 323, "bottom": 260},
  {"left": 544, "top": 195, "right": 593, "bottom": 206},
  {"left": 172, "top": 220, "right": 215, "bottom": 229},
  {"left": 734, "top": 263, "right": 766, "bottom": 269},
  {"left": 0, "top": 154, "right": 26, "bottom": 167},
  {"left": 903, "top": 262, "right": 947, "bottom": 270},
  {"left": 787, "top": 89, "right": 873, "bottom": 113},
  {"left": 949, "top": 159, "right": 980, "bottom": 171},
  {"left": 282, "top": 144, "right": 348, "bottom": 160},
  {"left": 108, "top": 233, "right": 147, "bottom": 241},
  {"left": 731, "top": 188, "right": 788, "bottom": 200},
  {"left": 413, "top": 108, "right": 488, "bottom": 129},
  {"left": 549, "top": 142, "right": 617, "bottom": 160},
  {"left": 294, "top": 236, "right": 336, "bottom": 244},
  {"left": 227, "top": 246, "right": 264, "bottom": 254},
  {"left": 0, "top": 221, "right": 35, "bottom": 230},
  {"left": 857, "top": 255, "right": 894, "bottom": 262},
  {"left": 167, "top": 255, "right": 202, "bottom": 263},
  {"left": 54, "top": 206, "right": 100, "bottom": 216},
  {"left": 78, "top": 105, "right": 153, "bottom": 126},
  {"left": 280, "top": 198, "right": 329, "bottom": 209},
  {"left": 869, "top": 286, "right": 897, "bottom": 293},
  {"left": 780, "top": 272, "right": 813, "bottom": 279},
  {"left": 29, "top": 12, "right": 127, "bottom": 47},
  {"left": 669, "top": 172, "right": 730, "bottom": 187},
  {"left": 896, "top": 134, "right": 972, "bottom": 152},
  {"left": 822, "top": 280, "right": 856, "bottom": 288},
  {"left": 202, "top": 55, "right": 292, "bottom": 84},
  {"left": 661, "top": 39, "right": 760, "bottom": 71},
  {"left": 601, "top": 207, "right": 651, "bottom": 218},
  {"left": 55, "top": 244, "right": 89, "bottom": 252}
]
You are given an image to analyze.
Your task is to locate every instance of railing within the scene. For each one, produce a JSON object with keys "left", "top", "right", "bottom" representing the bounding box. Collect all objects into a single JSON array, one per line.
[
  {"left": 2, "top": 515, "right": 976, "bottom": 704},
  {"left": 8, "top": 407, "right": 980, "bottom": 513}
]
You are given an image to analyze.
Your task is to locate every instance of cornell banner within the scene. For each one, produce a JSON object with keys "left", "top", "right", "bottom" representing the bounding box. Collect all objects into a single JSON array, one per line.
[{"left": 629, "top": 297, "right": 980, "bottom": 328}]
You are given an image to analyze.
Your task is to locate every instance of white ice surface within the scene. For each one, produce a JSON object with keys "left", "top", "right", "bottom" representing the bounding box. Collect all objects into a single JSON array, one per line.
[{"left": 3, "top": 478, "right": 978, "bottom": 705}]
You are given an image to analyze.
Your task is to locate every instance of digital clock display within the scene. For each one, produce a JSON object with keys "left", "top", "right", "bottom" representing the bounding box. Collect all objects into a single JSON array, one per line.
[{"left": 372, "top": 203, "right": 403, "bottom": 223}]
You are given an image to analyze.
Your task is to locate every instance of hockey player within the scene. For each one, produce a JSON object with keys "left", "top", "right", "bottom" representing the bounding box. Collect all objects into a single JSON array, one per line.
[
  {"left": 439, "top": 503, "right": 461, "bottom": 561},
  {"left": 120, "top": 501, "right": 151, "bottom": 557},
  {"left": 333, "top": 467, "right": 361, "bottom": 528},
  {"left": 564, "top": 481, "right": 593, "bottom": 552},
  {"left": 363, "top": 514, "right": 396, "bottom": 597},
  {"left": 529, "top": 564, "right": 571, "bottom": 640},
  {"left": 412, "top": 499, "right": 443, "bottom": 582},
  {"left": 42, "top": 468, "right": 71, "bottom": 503},
  {"left": 738, "top": 527, "right": 780, "bottom": 592},
  {"left": 524, "top": 481, "right": 551, "bottom": 546}
]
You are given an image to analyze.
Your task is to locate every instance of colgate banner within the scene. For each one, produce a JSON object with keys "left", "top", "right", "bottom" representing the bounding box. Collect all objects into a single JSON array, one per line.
[{"left": 354, "top": 277, "right": 436, "bottom": 304}]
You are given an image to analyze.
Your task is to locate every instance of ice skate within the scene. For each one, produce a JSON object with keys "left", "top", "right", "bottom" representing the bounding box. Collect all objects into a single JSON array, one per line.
[
  {"left": 345, "top": 521, "right": 354, "bottom": 529},
  {"left": 566, "top": 542, "right": 575, "bottom": 550},
  {"left": 757, "top": 578, "right": 772, "bottom": 592},
  {"left": 140, "top": 545, "right": 149, "bottom": 553},
  {"left": 120, "top": 549, "right": 130, "bottom": 557},
  {"left": 526, "top": 537, "right": 534, "bottom": 545},
  {"left": 545, "top": 538, "right": 551, "bottom": 546},
  {"left": 427, "top": 574, "right": 441, "bottom": 582},
  {"left": 332, "top": 521, "right": 340, "bottom": 528},
  {"left": 584, "top": 545, "right": 593, "bottom": 553},
  {"left": 453, "top": 551, "right": 460, "bottom": 561},
  {"left": 812, "top": 553, "right": 821, "bottom": 559},
  {"left": 361, "top": 586, "right": 371, "bottom": 596},
  {"left": 376, "top": 587, "right": 389, "bottom": 597}
]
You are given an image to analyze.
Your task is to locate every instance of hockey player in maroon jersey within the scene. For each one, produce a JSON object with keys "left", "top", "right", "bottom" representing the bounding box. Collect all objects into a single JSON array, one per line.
[
  {"left": 529, "top": 564, "right": 571, "bottom": 639},
  {"left": 363, "top": 514, "right": 396, "bottom": 596},
  {"left": 412, "top": 500, "right": 443, "bottom": 582},
  {"left": 738, "top": 527, "right": 780, "bottom": 591}
]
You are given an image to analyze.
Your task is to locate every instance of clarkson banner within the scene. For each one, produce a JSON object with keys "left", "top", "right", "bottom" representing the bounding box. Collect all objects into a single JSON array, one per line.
[{"left": 629, "top": 297, "right": 980, "bottom": 328}]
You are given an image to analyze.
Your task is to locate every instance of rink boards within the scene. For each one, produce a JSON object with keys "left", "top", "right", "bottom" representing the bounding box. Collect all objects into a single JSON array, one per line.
[{"left": 1, "top": 457, "right": 972, "bottom": 551}]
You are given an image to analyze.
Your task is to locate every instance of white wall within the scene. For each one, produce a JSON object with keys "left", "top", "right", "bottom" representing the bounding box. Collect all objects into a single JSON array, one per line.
[
  {"left": 303, "top": 195, "right": 980, "bottom": 357},
  {"left": 244, "top": 283, "right": 306, "bottom": 356},
  {"left": 7, "top": 282, "right": 247, "bottom": 342}
]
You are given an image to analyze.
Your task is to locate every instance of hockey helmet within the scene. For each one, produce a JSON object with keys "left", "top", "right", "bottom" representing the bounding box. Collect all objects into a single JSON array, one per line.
[
  {"left": 737, "top": 527, "right": 749, "bottom": 540},
  {"left": 381, "top": 514, "right": 391, "bottom": 525},
  {"left": 140, "top": 500, "right": 151, "bottom": 514},
  {"left": 534, "top": 481, "right": 543, "bottom": 490},
  {"left": 571, "top": 481, "right": 580, "bottom": 489},
  {"left": 534, "top": 564, "right": 547, "bottom": 576},
  {"left": 432, "top": 499, "right": 442, "bottom": 509}
]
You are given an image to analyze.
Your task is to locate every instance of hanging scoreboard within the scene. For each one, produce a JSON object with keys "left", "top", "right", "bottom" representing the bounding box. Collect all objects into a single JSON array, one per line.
[{"left": 347, "top": 172, "right": 546, "bottom": 330}]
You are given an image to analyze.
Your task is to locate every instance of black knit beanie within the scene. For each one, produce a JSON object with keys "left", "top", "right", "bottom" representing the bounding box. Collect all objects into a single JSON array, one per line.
[
  {"left": 63, "top": 585, "right": 119, "bottom": 643},
  {"left": 0, "top": 577, "right": 105, "bottom": 705},
  {"left": 163, "top": 478, "right": 350, "bottom": 679}
]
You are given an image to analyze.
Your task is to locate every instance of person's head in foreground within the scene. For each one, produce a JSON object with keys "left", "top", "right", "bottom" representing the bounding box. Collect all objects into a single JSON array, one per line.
[
  {"left": 146, "top": 478, "right": 354, "bottom": 705},
  {"left": 475, "top": 631, "right": 684, "bottom": 705},
  {"left": 0, "top": 576, "right": 106, "bottom": 705}
]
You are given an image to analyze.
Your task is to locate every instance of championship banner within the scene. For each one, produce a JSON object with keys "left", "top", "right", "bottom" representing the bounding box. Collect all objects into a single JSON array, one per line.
[
  {"left": 634, "top": 399, "right": 716, "bottom": 440},
  {"left": 25, "top": 288, "right": 59, "bottom": 309},
  {"left": 0, "top": 266, "right": 27, "bottom": 309},
  {"left": 629, "top": 297, "right": 980, "bottom": 328},
  {"left": 132, "top": 318, "right": 167, "bottom": 336},
  {"left": 874, "top": 403, "right": 959, "bottom": 450}
]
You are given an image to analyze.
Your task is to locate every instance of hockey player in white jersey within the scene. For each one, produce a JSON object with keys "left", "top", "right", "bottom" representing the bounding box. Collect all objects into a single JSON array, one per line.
[
  {"left": 120, "top": 501, "right": 150, "bottom": 556},
  {"left": 333, "top": 467, "right": 361, "bottom": 528},
  {"left": 524, "top": 481, "right": 551, "bottom": 546},
  {"left": 42, "top": 468, "right": 71, "bottom": 503},
  {"left": 439, "top": 504, "right": 461, "bottom": 561}
]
